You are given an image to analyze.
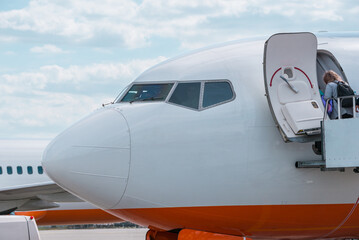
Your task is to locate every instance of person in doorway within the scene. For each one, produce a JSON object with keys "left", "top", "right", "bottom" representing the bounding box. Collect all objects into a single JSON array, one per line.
[
  {"left": 323, "top": 70, "right": 353, "bottom": 119},
  {"left": 313, "top": 70, "right": 354, "bottom": 155}
]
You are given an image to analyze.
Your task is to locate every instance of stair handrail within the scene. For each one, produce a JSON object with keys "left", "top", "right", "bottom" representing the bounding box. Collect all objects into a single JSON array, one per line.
[{"left": 324, "top": 95, "right": 358, "bottom": 120}]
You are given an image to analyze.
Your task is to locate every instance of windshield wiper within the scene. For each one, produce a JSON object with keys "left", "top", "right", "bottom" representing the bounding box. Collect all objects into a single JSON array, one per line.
[{"left": 130, "top": 97, "right": 163, "bottom": 104}]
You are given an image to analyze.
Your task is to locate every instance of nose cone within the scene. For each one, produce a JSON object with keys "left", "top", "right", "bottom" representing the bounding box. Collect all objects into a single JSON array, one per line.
[{"left": 42, "top": 108, "right": 130, "bottom": 209}]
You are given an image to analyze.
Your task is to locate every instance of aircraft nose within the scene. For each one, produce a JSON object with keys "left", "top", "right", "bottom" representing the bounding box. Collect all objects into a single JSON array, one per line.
[{"left": 42, "top": 108, "right": 130, "bottom": 209}]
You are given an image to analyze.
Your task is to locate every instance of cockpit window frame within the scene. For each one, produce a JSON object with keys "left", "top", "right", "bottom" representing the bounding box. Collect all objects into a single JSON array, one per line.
[
  {"left": 166, "top": 79, "right": 236, "bottom": 111},
  {"left": 201, "top": 79, "right": 236, "bottom": 110},
  {"left": 115, "top": 79, "right": 236, "bottom": 111},
  {"left": 116, "top": 81, "right": 176, "bottom": 103},
  {"left": 114, "top": 84, "right": 131, "bottom": 103},
  {"left": 167, "top": 81, "right": 202, "bottom": 110}
]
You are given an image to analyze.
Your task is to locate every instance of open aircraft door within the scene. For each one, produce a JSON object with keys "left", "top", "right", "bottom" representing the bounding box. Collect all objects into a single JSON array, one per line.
[{"left": 264, "top": 32, "right": 324, "bottom": 142}]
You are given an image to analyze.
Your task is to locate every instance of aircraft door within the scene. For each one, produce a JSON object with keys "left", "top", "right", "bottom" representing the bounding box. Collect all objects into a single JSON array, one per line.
[{"left": 264, "top": 32, "right": 324, "bottom": 142}]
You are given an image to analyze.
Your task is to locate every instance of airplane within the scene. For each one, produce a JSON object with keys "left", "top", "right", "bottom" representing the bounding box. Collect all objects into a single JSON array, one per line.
[
  {"left": 0, "top": 139, "right": 122, "bottom": 225},
  {"left": 42, "top": 32, "right": 359, "bottom": 239}
]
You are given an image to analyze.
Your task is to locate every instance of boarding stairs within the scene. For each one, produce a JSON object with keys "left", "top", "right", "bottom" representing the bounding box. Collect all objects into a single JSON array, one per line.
[{"left": 296, "top": 95, "right": 359, "bottom": 171}]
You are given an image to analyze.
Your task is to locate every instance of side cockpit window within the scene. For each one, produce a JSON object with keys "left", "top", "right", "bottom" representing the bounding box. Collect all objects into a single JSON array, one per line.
[
  {"left": 203, "top": 82, "right": 233, "bottom": 108},
  {"left": 168, "top": 80, "right": 234, "bottom": 110},
  {"left": 120, "top": 83, "right": 173, "bottom": 103},
  {"left": 169, "top": 82, "right": 201, "bottom": 110}
]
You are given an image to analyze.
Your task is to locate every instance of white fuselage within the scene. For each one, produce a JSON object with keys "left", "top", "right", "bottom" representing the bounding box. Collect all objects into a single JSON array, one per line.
[{"left": 0, "top": 139, "right": 50, "bottom": 190}]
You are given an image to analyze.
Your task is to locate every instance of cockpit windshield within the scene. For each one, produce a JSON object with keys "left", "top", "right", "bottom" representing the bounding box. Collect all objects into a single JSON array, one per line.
[{"left": 119, "top": 83, "right": 174, "bottom": 103}]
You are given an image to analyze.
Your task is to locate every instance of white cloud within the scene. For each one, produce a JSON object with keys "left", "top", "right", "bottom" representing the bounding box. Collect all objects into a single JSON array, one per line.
[
  {"left": 0, "top": 91, "right": 104, "bottom": 138},
  {"left": 4, "top": 51, "right": 15, "bottom": 55},
  {"left": 0, "top": 56, "right": 166, "bottom": 138},
  {"left": 0, "top": 35, "right": 18, "bottom": 42},
  {"left": 348, "top": 6, "right": 359, "bottom": 14},
  {"left": 1, "top": 56, "right": 166, "bottom": 92},
  {"left": 30, "top": 44, "right": 67, "bottom": 54},
  {"left": 0, "top": 0, "right": 353, "bottom": 49},
  {"left": 246, "top": 0, "right": 344, "bottom": 22}
]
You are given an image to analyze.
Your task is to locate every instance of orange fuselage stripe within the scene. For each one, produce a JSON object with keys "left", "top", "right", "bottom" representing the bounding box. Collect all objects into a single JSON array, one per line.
[
  {"left": 107, "top": 204, "right": 359, "bottom": 239},
  {"left": 16, "top": 209, "right": 123, "bottom": 226}
]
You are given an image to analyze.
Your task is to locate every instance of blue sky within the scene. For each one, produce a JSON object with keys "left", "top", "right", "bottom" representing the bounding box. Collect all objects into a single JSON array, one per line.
[{"left": 0, "top": 0, "right": 359, "bottom": 138}]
